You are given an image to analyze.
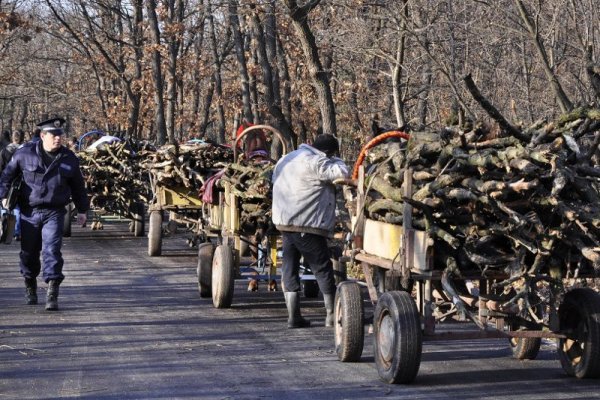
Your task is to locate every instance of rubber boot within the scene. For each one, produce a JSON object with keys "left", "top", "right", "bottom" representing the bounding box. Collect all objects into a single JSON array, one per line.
[
  {"left": 25, "top": 278, "right": 37, "bottom": 305},
  {"left": 323, "top": 293, "right": 335, "bottom": 328},
  {"left": 284, "top": 291, "right": 311, "bottom": 329},
  {"left": 45, "top": 280, "right": 60, "bottom": 311}
]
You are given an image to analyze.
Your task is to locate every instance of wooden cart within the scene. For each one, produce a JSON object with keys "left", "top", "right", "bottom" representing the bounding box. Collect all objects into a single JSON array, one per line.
[
  {"left": 196, "top": 125, "right": 292, "bottom": 309},
  {"left": 334, "top": 135, "right": 600, "bottom": 384},
  {"left": 147, "top": 182, "right": 209, "bottom": 256}
]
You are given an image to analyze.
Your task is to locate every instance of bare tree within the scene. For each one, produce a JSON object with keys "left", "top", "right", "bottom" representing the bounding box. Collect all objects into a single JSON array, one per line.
[
  {"left": 283, "top": 0, "right": 336, "bottom": 136},
  {"left": 515, "top": 0, "right": 573, "bottom": 113},
  {"left": 147, "top": 0, "right": 168, "bottom": 145}
]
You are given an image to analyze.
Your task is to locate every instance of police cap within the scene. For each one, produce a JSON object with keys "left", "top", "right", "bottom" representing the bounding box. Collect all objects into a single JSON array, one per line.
[{"left": 37, "top": 117, "right": 66, "bottom": 136}]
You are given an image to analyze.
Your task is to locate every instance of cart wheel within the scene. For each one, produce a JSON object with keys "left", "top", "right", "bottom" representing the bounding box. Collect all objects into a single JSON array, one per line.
[
  {"left": 63, "top": 203, "right": 73, "bottom": 237},
  {"left": 558, "top": 288, "right": 600, "bottom": 378},
  {"left": 303, "top": 280, "right": 319, "bottom": 298},
  {"left": 133, "top": 202, "right": 145, "bottom": 237},
  {"left": 148, "top": 211, "right": 163, "bottom": 257},
  {"left": 212, "top": 245, "right": 234, "bottom": 308},
  {"left": 197, "top": 243, "right": 214, "bottom": 298},
  {"left": 509, "top": 334, "right": 541, "bottom": 360},
  {"left": 508, "top": 304, "right": 542, "bottom": 360},
  {"left": 373, "top": 290, "right": 422, "bottom": 384},
  {"left": 335, "top": 281, "right": 364, "bottom": 362}
]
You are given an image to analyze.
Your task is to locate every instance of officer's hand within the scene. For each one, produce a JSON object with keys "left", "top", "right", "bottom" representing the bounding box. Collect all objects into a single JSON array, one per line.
[
  {"left": 1, "top": 198, "right": 6, "bottom": 209},
  {"left": 77, "top": 213, "right": 87, "bottom": 227}
]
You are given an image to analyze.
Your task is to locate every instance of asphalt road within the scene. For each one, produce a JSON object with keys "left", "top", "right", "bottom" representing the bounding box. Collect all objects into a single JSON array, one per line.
[{"left": 1, "top": 218, "right": 599, "bottom": 399}]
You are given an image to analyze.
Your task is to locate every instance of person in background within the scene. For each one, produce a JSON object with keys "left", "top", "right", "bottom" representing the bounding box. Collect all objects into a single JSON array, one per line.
[
  {"left": 0, "top": 130, "right": 10, "bottom": 151},
  {"left": 30, "top": 128, "right": 41, "bottom": 143},
  {"left": 0, "top": 130, "right": 25, "bottom": 240},
  {"left": 0, "top": 117, "right": 88, "bottom": 311},
  {"left": 235, "top": 122, "right": 270, "bottom": 161},
  {"left": 67, "top": 136, "right": 78, "bottom": 152},
  {"left": 271, "top": 134, "right": 349, "bottom": 328}
]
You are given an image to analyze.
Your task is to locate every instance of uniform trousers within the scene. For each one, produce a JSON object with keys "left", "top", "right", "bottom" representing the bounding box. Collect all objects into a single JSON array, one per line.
[
  {"left": 281, "top": 231, "right": 335, "bottom": 295},
  {"left": 19, "top": 207, "right": 65, "bottom": 283}
]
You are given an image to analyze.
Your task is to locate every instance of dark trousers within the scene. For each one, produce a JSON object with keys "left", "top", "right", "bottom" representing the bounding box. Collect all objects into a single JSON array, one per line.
[
  {"left": 281, "top": 231, "right": 335, "bottom": 295},
  {"left": 19, "top": 207, "right": 65, "bottom": 283}
]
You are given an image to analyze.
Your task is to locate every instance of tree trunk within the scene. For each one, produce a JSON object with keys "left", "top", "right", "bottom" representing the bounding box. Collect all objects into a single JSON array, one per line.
[
  {"left": 391, "top": 0, "right": 408, "bottom": 128},
  {"left": 276, "top": 34, "right": 292, "bottom": 124},
  {"left": 166, "top": 0, "right": 184, "bottom": 145},
  {"left": 146, "top": 0, "right": 168, "bottom": 145},
  {"left": 284, "top": 0, "right": 337, "bottom": 136},
  {"left": 228, "top": 0, "right": 253, "bottom": 123},
  {"left": 515, "top": 0, "right": 573, "bottom": 113},
  {"left": 207, "top": 9, "right": 226, "bottom": 144},
  {"left": 249, "top": 5, "right": 294, "bottom": 147}
]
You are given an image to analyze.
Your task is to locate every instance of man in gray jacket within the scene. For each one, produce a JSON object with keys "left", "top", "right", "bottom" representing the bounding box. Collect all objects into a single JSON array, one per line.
[{"left": 272, "top": 134, "right": 349, "bottom": 328}]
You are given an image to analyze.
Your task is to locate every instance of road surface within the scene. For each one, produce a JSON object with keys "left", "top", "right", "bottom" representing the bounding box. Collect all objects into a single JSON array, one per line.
[{"left": 1, "top": 218, "right": 598, "bottom": 399}]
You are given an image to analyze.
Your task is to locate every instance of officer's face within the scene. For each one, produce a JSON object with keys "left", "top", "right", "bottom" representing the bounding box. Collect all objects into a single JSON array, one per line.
[{"left": 41, "top": 131, "right": 63, "bottom": 152}]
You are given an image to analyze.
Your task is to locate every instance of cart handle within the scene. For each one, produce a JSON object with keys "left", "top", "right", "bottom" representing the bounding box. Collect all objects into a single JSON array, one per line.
[
  {"left": 233, "top": 124, "right": 289, "bottom": 162},
  {"left": 351, "top": 131, "right": 410, "bottom": 179}
]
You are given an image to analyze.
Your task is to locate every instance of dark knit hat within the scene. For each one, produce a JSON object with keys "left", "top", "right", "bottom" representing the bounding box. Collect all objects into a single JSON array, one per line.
[{"left": 312, "top": 134, "right": 339, "bottom": 155}]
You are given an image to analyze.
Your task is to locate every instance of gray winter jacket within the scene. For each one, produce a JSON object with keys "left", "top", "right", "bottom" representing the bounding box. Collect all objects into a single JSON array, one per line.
[{"left": 272, "top": 144, "right": 349, "bottom": 237}]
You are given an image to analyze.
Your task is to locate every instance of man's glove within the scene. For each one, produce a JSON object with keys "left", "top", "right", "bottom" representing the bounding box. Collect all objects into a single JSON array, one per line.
[{"left": 1, "top": 198, "right": 7, "bottom": 209}]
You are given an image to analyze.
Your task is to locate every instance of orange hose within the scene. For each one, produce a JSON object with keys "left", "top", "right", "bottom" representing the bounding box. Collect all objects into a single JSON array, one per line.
[{"left": 352, "top": 131, "right": 410, "bottom": 179}]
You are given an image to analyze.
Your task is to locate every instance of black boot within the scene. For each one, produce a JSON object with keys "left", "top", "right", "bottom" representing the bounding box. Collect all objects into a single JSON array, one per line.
[
  {"left": 323, "top": 293, "right": 335, "bottom": 328},
  {"left": 45, "top": 280, "right": 60, "bottom": 311},
  {"left": 25, "top": 278, "right": 37, "bottom": 305},
  {"left": 284, "top": 292, "right": 311, "bottom": 328}
]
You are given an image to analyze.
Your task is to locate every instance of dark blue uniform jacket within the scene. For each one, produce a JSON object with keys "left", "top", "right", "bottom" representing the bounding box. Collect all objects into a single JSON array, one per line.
[{"left": 0, "top": 141, "right": 89, "bottom": 213}]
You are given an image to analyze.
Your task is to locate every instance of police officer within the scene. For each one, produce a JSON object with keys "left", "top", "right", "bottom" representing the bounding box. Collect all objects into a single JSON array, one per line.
[{"left": 0, "top": 117, "right": 89, "bottom": 311}]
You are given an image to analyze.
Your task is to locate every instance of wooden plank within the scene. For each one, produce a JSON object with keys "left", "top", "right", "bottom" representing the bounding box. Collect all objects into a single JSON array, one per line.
[{"left": 361, "top": 219, "right": 431, "bottom": 271}]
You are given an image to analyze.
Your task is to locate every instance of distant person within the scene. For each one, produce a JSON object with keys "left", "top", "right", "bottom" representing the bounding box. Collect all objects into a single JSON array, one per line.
[
  {"left": 0, "top": 130, "right": 10, "bottom": 151},
  {"left": 0, "top": 130, "right": 24, "bottom": 171},
  {"left": 0, "top": 130, "right": 25, "bottom": 240},
  {"left": 0, "top": 117, "right": 89, "bottom": 311},
  {"left": 67, "top": 136, "right": 78, "bottom": 152},
  {"left": 30, "top": 128, "right": 41, "bottom": 143}
]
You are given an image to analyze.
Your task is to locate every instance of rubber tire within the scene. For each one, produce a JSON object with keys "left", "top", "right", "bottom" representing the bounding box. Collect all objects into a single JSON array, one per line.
[
  {"left": 373, "top": 290, "right": 422, "bottom": 384},
  {"left": 508, "top": 304, "right": 542, "bottom": 360},
  {"left": 303, "top": 279, "right": 319, "bottom": 298},
  {"left": 335, "top": 281, "right": 364, "bottom": 362},
  {"left": 510, "top": 335, "right": 541, "bottom": 360},
  {"left": 558, "top": 288, "right": 600, "bottom": 378},
  {"left": 212, "top": 245, "right": 234, "bottom": 309},
  {"left": 148, "top": 211, "right": 163, "bottom": 257},
  {"left": 63, "top": 203, "right": 73, "bottom": 237},
  {"left": 197, "top": 243, "right": 214, "bottom": 298},
  {"left": 133, "top": 202, "right": 145, "bottom": 237}
]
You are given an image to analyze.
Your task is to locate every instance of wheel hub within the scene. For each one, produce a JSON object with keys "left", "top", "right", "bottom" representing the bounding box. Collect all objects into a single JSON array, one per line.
[{"left": 379, "top": 313, "right": 395, "bottom": 363}]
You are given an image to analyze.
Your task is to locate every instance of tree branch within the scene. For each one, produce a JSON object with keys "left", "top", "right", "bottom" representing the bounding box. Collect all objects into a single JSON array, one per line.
[{"left": 463, "top": 73, "right": 529, "bottom": 142}]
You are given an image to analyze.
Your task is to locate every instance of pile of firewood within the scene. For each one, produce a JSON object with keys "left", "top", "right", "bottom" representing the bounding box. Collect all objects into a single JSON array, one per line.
[
  {"left": 78, "top": 140, "right": 153, "bottom": 214},
  {"left": 361, "top": 106, "right": 600, "bottom": 279},
  {"left": 141, "top": 143, "right": 233, "bottom": 190},
  {"left": 218, "top": 158, "right": 275, "bottom": 235}
]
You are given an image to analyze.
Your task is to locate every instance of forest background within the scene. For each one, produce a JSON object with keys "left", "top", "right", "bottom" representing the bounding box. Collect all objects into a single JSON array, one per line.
[{"left": 0, "top": 0, "right": 599, "bottom": 159}]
